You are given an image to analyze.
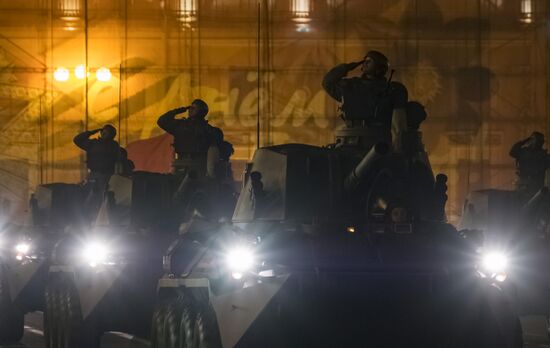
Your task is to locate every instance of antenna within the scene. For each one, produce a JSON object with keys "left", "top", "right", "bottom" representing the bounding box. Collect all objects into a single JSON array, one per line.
[
  {"left": 118, "top": 63, "right": 122, "bottom": 144},
  {"left": 256, "top": 0, "right": 261, "bottom": 149},
  {"left": 84, "top": 0, "right": 89, "bottom": 131}
]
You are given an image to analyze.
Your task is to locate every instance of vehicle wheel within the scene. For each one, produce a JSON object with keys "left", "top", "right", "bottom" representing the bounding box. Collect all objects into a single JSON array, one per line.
[
  {"left": 44, "top": 279, "right": 62, "bottom": 348},
  {"left": 151, "top": 300, "right": 169, "bottom": 348},
  {"left": 193, "top": 302, "right": 221, "bottom": 348},
  {"left": 512, "top": 318, "right": 523, "bottom": 348},
  {"left": 163, "top": 298, "right": 183, "bottom": 348},
  {"left": 58, "top": 277, "right": 99, "bottom": 348},
  {"left": 0, "top": 266, "right": 24, "bottom": 344},
  {"left": 178, "top": 298, "right": 196, "bottom": 348},
  {"left": 478, "top": 306, "right": 523, "bottom": 348},
  {"left": 448, "top": 286, "right": 523, "bottom": 348},
  {"left": 155, "top": 293, "right": 197, "bottom": 348}
]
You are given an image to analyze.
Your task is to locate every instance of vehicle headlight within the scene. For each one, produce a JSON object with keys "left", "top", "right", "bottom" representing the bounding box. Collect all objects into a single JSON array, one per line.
[
  {"left": 15, "top": 242, "right": 30, "bottom": 254},
  {"left": 479, "top": 251, "right": 508, "bottom": 282},
  {"left": 81, "top": 241, "right": 110, "bottom": 268},
  {"left": 225, "top": 246, "right": 255, "bottom": 280},
  {"left": 482, "top": 252, "right": 508, "bottom": 273},
  {"left": 14, "top": 242, "right": 32, "bottom": 261}
]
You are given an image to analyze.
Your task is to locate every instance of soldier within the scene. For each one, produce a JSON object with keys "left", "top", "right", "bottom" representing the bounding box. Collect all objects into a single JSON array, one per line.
[
  {"left": 157, "top": 99, "right": 225, "bottom": 178},
  {"left": 322, "top": 50, "right": 408, "bottom": 151},
  {"left": 159, "top": 100, "right": 236, "bottom": 221},
  {"left": 157, "top": 99, "right": 220, "bottom": 158},
  {"left": 509, "top": 132, "right": 550, "bottom": 197},
  {"left": 74, "top": 124, "right": 122, "bottom": 216},
  {"left": 74, "top": 125, "right": 120, "bottom": 186}
]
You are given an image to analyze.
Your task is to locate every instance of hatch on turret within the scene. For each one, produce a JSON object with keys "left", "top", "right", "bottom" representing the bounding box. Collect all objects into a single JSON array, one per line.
[{"left": 232, "top": 144, "right": 336, "bottom": 223}]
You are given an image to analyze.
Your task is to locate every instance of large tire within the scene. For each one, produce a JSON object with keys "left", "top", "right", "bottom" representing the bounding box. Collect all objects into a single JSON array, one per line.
[
  {"left": 152, "top": 292, "right": 198, "bottom": 348},
  {"left": 163, "top": 298, "right": 183, "bottom": 348},
  {"left": 193, "top": 302, "right": 221, "bottom": 348},
  {"left": 151, "top": 300, "right": 169, "bottom": 348},
  {"left": 151, "top": 296, "right": 190, "bottom": 348},
  {"left": 55, "top": 277, "right": 99, "bottom": 348},
  {"left": 0, "top": 266, "right": 24, "bottom": 344},
  {"left": 478, "top": 301, "right": 523, "bottom": 348},
  {"left": 448, "top": 285, "right": 523, "bottom": 348},
  {"left": 61, "top": 278, "right": 81, "bottom": 348},
  {"left": 178, "top": 298, "right": 196, "bottom": 348},
  {"left": 44, "top": 278, "right": 62, "bottom": 348}
]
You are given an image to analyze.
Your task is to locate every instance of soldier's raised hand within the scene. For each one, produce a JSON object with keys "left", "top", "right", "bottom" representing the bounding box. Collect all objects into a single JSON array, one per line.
[
  {"left": 347, "top": 59, "right": 365, "bottom": 71},
  {"left": 516, "top": 136, "right": 531, "bottom": 147},
  {"left": 174, "top": 106, "right": 189, "bottom": 114}
]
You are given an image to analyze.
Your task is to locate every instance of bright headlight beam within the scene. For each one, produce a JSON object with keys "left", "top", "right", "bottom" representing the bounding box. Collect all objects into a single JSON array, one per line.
[
  {"left": 482, "top": 252, "right": 508, "bottom": 274},
  {"left": 226, "top": 246, "right": 254, "bottom": 273},
  {"left": 15, "top": 243, "right": 30, "bottom": 254},
  {"left": 82, "top": 241, "right": 109, "bottom": 267}
]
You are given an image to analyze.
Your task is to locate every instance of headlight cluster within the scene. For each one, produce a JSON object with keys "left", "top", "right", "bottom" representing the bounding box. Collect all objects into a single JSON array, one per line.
[
  {"left": 478, "top": 250, "right": 508, "bottom": 282},
  {"left": 225, "top": 246, "right": 255, "bottom": 280},
  {"left": 81, "top": 240, "right": 115, "bottom": 268},
  {"left": 14, "top": 241, "right": 34, "bottom": 261}
]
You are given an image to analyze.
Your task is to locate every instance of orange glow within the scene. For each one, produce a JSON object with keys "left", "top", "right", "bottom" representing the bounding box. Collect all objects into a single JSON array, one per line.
[
  {"left": 74, "top": 65, "right": 87, "bottom": 79},
  {"left": 53, "top": 67, "right": 70, "bottom": 81},
  {"left": 291, "top": 0, "right": 312, "bottom": 22},
  {"left": 172, "top": 0, "right": 197, "bottom": 22},
  {"left": 0, "top": 0, "right": 547, "bottom": 227},
  {"left": 95, "top": 67, "right": 111, "bottom": 82},
  {"left": 520, "top": 0, "right": 533, "bottom": 23}
]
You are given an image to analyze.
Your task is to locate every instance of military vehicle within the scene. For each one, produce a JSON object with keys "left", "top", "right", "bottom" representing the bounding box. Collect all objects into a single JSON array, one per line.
[
  {"left": 153, "top": 124, "right": 522, "bottom": 347},
  {"left": 0, "top": 183, "right": 88, "bottom": 344},
  {"left": 44, "top": 161, "right": 235, "bottom": 348},
  {"left": 460, "top": 187, "right": 550, "bottom": 324}
]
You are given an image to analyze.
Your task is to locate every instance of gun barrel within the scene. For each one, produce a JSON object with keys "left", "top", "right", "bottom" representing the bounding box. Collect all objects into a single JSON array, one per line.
[
  {"left": 522, "top": 186, "right": 549, "bottom": 217},
  {"left": 345, "top": 142, "right": 390, "bottom": 191}
]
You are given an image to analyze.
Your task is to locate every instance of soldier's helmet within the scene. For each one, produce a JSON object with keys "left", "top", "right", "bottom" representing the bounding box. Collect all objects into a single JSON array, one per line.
[
  {"left": 365, "top": 50, "right": 389, "bottom": 77},
  {"left": 531, "top": 131, "right": 545, "bottom": 148},
  {"left": 191, "top": 99, "right": 209, "bottom": 118},
  {"left": 101, "top": 124, "right": 117, "bottom": 140}
]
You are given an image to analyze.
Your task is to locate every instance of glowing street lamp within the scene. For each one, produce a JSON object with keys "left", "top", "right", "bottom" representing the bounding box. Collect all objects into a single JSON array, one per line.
[
  {"left": 53, "top": 67, "right": 70, "bottom": 82},
  {"left": 74, "top": 64, "right": 87, "bottom": 79},
  {"left": 170, "top": 0, "right": 197, "bottom": 23},
  {"left": 57, "top": 0, "right": 81, "bottom": 19},
  {"left": 96, "top": 67, "right": 111, "bottom": 82},
  {"left": 291, "top": 0, "right": 312, "bottom": 23},
  {"left": 520, "top": 0, "right": 533, "bottom": 23},
  {"left": 57, "top": 0, "right": 82, "bottom": 30}
]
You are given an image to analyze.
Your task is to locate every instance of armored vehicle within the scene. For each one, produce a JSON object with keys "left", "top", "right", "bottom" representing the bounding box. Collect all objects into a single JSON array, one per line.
[
  {"left": 153, "top": 126, "right": 522, "bottom": 347},
  {"left": 460, "top": 187, "right": 550, "bottom": 322},
  {"left": 0, "top": 182, "right": 88, "bottom": 344},
  {"left": 44, "top": 165, "right": 235, "bottom": 348}
]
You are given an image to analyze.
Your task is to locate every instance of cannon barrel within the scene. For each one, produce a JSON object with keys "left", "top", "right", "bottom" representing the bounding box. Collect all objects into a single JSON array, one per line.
[
  {"left": 521, "top": 186, "right": 549, "bottom": 217},
  {"left": 344, "top": 142, "right": 390, "bottom": 192}
]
